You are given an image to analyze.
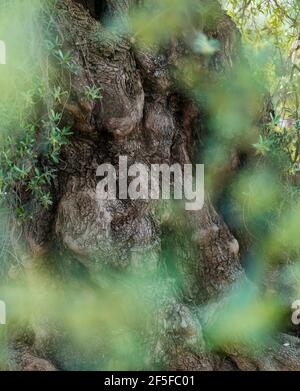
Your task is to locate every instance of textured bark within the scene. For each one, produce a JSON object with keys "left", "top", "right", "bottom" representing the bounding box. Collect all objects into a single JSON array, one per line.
[{"left": 9, "top": 0, "right": 300, "bottom": 371}]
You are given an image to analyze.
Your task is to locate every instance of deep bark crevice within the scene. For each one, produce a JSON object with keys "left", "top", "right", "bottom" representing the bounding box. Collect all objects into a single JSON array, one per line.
[{"left": 74, "top": 0, "right": 107, "bottom": 20}]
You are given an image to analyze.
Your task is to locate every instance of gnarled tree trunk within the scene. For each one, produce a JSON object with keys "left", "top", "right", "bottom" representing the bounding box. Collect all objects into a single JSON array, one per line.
[{"left": 8, "top": 0, "right": 300, "bottom": 371}]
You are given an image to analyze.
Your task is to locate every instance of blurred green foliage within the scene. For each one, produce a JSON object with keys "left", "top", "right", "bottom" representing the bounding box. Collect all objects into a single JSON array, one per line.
[
  {"left": 0, "top": 0, "right": 300, "bottom": 370},
  {"left": 0, "top": 0, "right": 74, "bottom": 219}
]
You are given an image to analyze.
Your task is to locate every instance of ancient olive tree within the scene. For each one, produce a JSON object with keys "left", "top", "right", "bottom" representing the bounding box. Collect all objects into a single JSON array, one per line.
[{"left": 3, "top": 0, "right": 300, "bottom": 371}]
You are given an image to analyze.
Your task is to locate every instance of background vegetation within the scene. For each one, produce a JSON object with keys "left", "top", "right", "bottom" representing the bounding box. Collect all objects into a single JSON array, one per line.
[{"left": 0, "top": 0, "right": 299, "bottom": 370}]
